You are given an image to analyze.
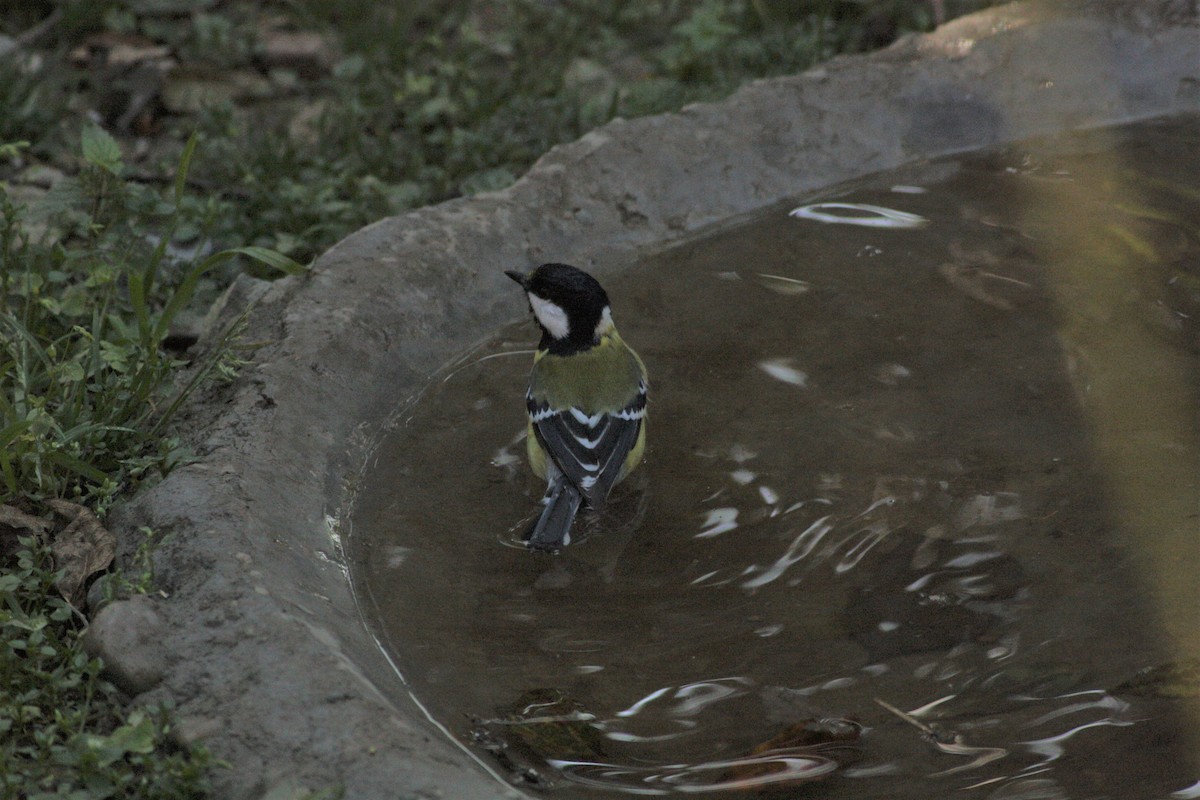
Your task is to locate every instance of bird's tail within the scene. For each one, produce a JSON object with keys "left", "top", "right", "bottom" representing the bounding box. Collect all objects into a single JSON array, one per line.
[{"left": 526, "top": 475, "right": 583, "bottom": 551}]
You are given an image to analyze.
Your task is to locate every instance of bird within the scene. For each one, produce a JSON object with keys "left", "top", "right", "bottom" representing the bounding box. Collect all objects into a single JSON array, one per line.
[{"left": 505, "top": 263, "right": 648, "bottom": 551}]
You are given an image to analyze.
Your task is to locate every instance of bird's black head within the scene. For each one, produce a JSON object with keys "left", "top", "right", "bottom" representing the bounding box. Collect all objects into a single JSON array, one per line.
[{"left": 506, "top": 263, "right": 613, "bottom": 353}]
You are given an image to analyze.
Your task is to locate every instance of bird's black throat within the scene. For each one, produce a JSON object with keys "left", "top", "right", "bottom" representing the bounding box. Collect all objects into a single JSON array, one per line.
[{"left": 540, "top": 329, "right": 600, "bottom": 357}]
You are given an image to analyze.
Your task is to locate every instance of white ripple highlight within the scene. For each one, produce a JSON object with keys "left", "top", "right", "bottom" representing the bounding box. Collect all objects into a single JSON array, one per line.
[
  {"left": 789, "top": 202, "right": 928, "bottom": 228},
  {"left": 742, "top": 516, "right": 833, "bottom": 589},
  {"left": 758, "top": 358, "right": 808, "bottom": 386},
  {"left": 1020, "top": 718, "right": 1135, "bottom": 762},
  {"left": 696, "top": 508, "right": 738, "bottom": 538},
  {"left": 1172, "top": 779, "right": 1200, "bottom": 799}
]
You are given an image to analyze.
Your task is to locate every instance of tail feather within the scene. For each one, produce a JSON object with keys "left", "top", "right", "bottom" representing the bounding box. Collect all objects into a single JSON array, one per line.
[{"left": 526, "top": 476, "right": 582, "bottom": 551}]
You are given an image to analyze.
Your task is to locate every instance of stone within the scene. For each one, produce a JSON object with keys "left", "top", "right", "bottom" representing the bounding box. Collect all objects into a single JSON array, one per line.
[
  {"left": 83, "top": 595, "right": 169, "bottom": 696},
  {"left": 259, "top": 30, "right": 337, "bottom": 80},
  {"left": 170, "top": 714, "right": 225, "bottom": 746},
  {"left": 161, "top": 66, "right": 272, "bottom": 114}
]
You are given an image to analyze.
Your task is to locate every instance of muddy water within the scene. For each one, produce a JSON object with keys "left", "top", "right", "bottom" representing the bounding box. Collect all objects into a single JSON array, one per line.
[{"left": 350, "top": 116, "right": 1200, "bottom": 799}]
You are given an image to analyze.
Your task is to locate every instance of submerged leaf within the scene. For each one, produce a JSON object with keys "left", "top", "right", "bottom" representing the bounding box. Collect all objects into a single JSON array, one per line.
[
  {"left": 492, "top": 688, "right": 607, "bottom": 762},
  {"left": 716, "top": 718, "right": 859, "bottom": 788}
]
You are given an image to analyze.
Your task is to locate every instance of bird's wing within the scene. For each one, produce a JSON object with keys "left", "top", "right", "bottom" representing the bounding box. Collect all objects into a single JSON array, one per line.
[{"left": 528, "top": 379, "right": 646, "bottom": 508}]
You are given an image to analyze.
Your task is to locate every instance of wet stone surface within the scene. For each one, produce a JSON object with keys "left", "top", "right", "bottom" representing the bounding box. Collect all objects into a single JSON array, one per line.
[{"left": 351, "top": 116, "right": 1200, "bottom": 798}]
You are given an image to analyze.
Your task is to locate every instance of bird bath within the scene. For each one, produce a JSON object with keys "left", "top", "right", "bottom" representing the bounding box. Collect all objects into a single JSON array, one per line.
[{"left": 106, "top": 2, "right": 1200, "bottom": 798}]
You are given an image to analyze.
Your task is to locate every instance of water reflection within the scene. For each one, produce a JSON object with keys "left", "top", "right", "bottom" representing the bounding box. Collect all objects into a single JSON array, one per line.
[
  {"left": 351, "top": 116, "right": 1200, "bottom": 798},
  {"left": 789, "top": 202, "right": 929, "bottom": 228},
  {"left": 548, "top": 751, "right": 840, "bottom": 795}
]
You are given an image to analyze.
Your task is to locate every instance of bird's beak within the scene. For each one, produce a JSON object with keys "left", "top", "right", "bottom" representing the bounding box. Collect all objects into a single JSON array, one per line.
[{"left": 504, "top": 269, "right": 529, "bottom": 289}]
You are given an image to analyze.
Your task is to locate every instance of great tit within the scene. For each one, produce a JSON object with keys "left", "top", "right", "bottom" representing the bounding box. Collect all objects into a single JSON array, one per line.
[{"left": 505, "top": 263, "right": 648, "bottom": 551}]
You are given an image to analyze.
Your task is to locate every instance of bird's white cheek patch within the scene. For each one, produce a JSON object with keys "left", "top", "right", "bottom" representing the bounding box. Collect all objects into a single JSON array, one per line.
[
  {"left": 594, "top": 306, "right": 613, "bottom": 338},
  {"left": 529, "top": 294, "right": 570, "bottom": 339}
]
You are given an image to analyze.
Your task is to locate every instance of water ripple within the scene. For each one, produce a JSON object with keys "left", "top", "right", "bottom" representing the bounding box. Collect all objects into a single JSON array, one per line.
[
  {"left": 1019, "top": 717, "right": 1135, "bottom": 763},
  {"left": 758, "top": 358, "right": 808, "bottom": 386},
  {"left": 741, "top": 516, "right": 834, "bottom": 589},
  {"left": 696, "top": 507, "right": 738, "bottom": 539},
  {"left": 834, "top": 522, "right": 892, "bottom": 574},
  {"left": 789, "top": 202, "right": 929, "bottom": 228},
  {"left": 548, "top": 750, "right": 839, "bottom": 794}
]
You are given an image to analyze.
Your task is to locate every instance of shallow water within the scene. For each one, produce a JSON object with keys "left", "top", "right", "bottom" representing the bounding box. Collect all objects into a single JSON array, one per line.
[{"left": 350, "top": 115, "right": 1200, "bottom": 799}]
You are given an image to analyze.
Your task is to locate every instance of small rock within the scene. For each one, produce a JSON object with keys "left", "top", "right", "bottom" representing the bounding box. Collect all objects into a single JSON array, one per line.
[
  {"left": 1, "top": 182, "right": 48, "bottom": 209},
  {"left": 287, "top": 98, "right": 330, "bottom": 146},
  {"left": 562, "top": 57, "right": 617, "bottom": 98},
  {"left": 16, "top": 164, "right": 66, "bottom": 189},
  {"left": 260, "top": 30, "right": 337, "bottom": 80},
  {"left": 162, "top": 66, "right": 272, "bottom": 114},
  {"left": 170, "top": 715, "right": 224, "bottom": 746},
  {"left": 83, "top": 595, "right": 169, "bottom": 695}
]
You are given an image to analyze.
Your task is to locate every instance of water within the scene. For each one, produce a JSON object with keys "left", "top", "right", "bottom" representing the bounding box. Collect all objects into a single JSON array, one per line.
[{"left": 350, "top": 115, "right": 1200, "bottom": 799}]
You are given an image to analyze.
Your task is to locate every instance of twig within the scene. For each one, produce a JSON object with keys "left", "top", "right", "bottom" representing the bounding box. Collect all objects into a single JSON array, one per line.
[
  {"left": 875, "top": 698, "right": 1007, "bottom": 776},
  {"left": 875, "top": 697, "right": 941, "bottom": 738}
]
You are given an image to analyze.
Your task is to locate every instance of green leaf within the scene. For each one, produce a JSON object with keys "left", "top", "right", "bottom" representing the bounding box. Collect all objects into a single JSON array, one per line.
[
  {"left": 112, "top": 711, "right": 158, "bottom": 754},
  {"left": 228, "top": 245, "right": 306, "bottom": 277},
  {"left": 81, "top": 124, "right": 123, "bottom": 174},
  {"left": 151, "top": 246, "right": 305, "bottom": 342},
  {"left": 0, "top": 140, "right": 30, "bottom": 160},
  {"left": 0, "top": 418, "right": 33, "bottom": 451},
  {"left": 38, "top": 447, "right": 110, "bottom": 484},
  {"left": 0, "top": 450, "right": 17, "bottom": 495},
  {"left": 83, "top": 711, "right": 157, "bottom": 767},
  {"left": 332, "top": 54, "right": 366, "bottom": 80},
  {"left": 175, "top": 132, "right": 199, "bottom": 205},
  {"left": 58, "top": 362, "right": 86, "bottom": 383},
  {"left": 128, "top": 270, "right": 149, "bottom": 343}
]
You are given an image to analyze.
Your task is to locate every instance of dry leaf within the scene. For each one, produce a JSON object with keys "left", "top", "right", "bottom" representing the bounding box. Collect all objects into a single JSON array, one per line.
[
  {"left": 0, "top": 503, "right": 53, "bottom": 535},
  {"left": 46, "top": 499, "right": 116, "bottom": 607},
  {"left": 747, "top": 718, "right": 862, "bottom": 754},
  {"left": 1, "top": 504, "right": 53, "bottom": 559}
]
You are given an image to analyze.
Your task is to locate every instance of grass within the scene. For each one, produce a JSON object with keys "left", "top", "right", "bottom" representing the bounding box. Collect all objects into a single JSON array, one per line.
[
  {"left": 1, "top": 128, "right": 301, "bottom": 511},
  {"left": 1, "top": 126, "right": 300, "bottom": 796},
  {"left": 1, "top": 0, "right": 999, "bottom": 796}
]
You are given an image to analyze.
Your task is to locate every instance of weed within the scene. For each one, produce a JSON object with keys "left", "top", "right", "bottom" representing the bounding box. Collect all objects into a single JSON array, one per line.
[
  {"left": 0, "top": 125, "right": 303, "bottom": 511},
  {"left": 0, "top": 536, "right": 210, "bottom": 799}
]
